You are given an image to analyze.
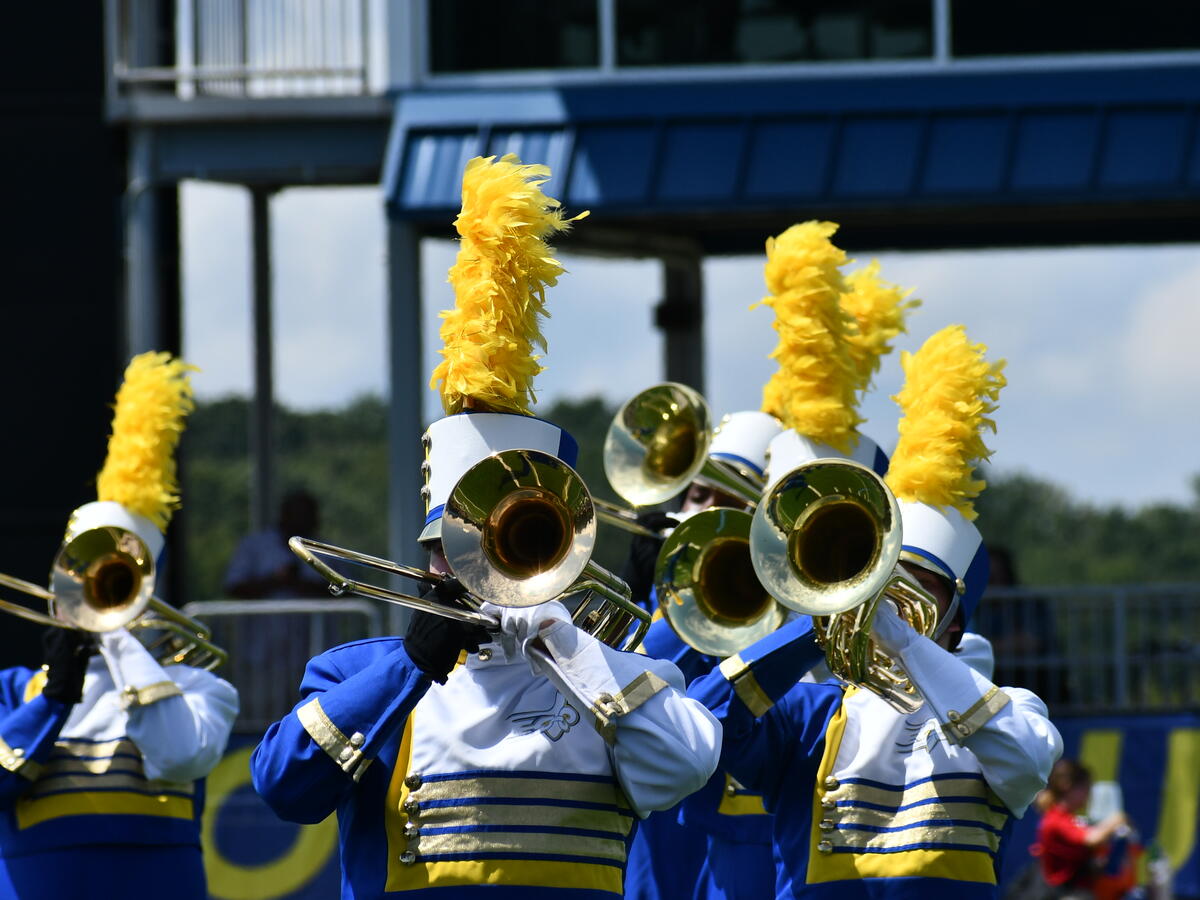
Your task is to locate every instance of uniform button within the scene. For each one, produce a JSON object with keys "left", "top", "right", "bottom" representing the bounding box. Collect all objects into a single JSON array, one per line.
[
  {"left": 817, "top": 841, "right": 833, "bottom": 853},
  {"left": 477, "top": 648, "right": 492, "bottom": 662},
  {"left": 955, "top": 723, "right": 971, "bottom": 736},
  {"left": 400, "top": 851, "right": 417, "bottom": 865},
  {"left": 821, "top": 798, "right": 835, "bottom": 810},
  {"left": 11, "top": 748, "right": 23, "bottom": 758},
  {"left": 823, "top": 776, "right": 839, "bottom": 790},
  {"left": 819, "top": 820, "right": 834, "bottom": 832},
  {"left": 403, "top": 799, "right": 420, "bottom": 815},
  {"left": 404, "top": 823, "right": 420, "bottom": 838},
  {"left": 349, "top": 732, "right": 365, "bottom": 747},
  {"left": 338, "top": 747, "right": 353, "bottom": 762},
  {"left": 725, "top": 783, "right": 737, "bottom": 797},
  {"left": 405, "top": 773, "right": 422, "bottom": 790},
  {"left": 947, "top": 710, "right": 961, "bottom": 722}
]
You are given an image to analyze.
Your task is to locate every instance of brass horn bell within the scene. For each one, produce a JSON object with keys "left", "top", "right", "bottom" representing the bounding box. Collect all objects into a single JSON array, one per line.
[
  {"left": 654, "top": 507, "right": 785, "bottom": 657},
  {"left": 749, "top": 459, "right": 938, "bottom": 712},
  {"left": 0, "top": 526, "right": 227, "bottom": 670},
  {"left": 291, "top": 448, "right": 650, "bottom": 651}
]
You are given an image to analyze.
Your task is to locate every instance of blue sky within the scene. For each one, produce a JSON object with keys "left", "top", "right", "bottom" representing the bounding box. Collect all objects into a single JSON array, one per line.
[{"left": 182, "top": 181, "right": 1200, "bottom": 511}]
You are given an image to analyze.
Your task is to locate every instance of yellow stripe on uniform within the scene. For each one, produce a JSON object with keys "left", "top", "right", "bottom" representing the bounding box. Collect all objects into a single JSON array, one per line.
[
  {"left": 717, "top": 773, "right": 769, "bottom": 817},
  {"left": 383, "top": 858, "right": 621, "bottom": 894},
  {"left": 16, "top": 790, "right": 194, "bottom": 828}
]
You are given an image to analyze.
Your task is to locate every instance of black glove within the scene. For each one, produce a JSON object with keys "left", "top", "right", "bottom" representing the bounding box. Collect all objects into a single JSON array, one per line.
[
  {"left": 41, "top": 628, "right": 97, "bottom": 704},
  {"left": 404, "top": 581, "right": 491, "bottom": 684},
  {"left": 619, "top": 510, "right": 676, "bottom": 614}
]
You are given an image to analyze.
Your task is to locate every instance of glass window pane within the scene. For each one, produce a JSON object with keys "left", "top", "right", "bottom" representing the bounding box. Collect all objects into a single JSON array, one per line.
[
  {"left": 616, "top": 0, "right": 931, "bottom": 66},
  {"left": 430, "top": 0, "right": 599, "bottom": 73},
  {"left": 952, "top": 1, "right": 1200, "bottom": 57}
]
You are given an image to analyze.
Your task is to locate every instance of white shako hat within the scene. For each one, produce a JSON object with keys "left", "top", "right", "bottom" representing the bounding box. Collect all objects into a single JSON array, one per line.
[
  {"left": 65, "top": 501, "right": 165, "bottom": 561},
  {"left": 896, "top": 500, "right": 989, "bottom": 623},
  {"left": 419, "top": 412, "right": 579, "bottom": 544},
  {"left": 762, "top": 427, "right": 889, "bottom": 492},
  {"left": 700, "top": 410, "right": 784, "bottom": 486}
]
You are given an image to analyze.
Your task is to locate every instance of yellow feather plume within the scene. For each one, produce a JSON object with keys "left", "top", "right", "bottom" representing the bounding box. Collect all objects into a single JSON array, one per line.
[
  {"left": 95, "top": 351, "right": 197, "bottom": 531},
  {"left": 885, "top": 325, "right": 1006, "bottom": 521},
  {"left": 841, "top": 260, "right": 920, "bottom": 395},
  {"left": 430, "top": 154, "right": 586, "bottom": 415},
  {"left": 754, "top": 221, "right": 860, "bottom": 452}
]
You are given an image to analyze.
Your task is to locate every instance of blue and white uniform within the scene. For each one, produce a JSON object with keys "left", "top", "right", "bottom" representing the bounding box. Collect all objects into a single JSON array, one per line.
[
  {"left": 0, "top": 629, "right": 239, "bottom": 900},
  {"left": 688, "top": 612, "right": 1061, "bottom": 899},
  {"left": 251, "top": 601, "right": 721, "bottom": 899}
]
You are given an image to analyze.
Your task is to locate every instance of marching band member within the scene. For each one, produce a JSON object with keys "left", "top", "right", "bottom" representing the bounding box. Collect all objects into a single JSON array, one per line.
[
  {"left": 0, "top": 353, "right": 239, "bottom": 900},
  {"left": 688, "top": 325, "right": 1062, "bottom": 898},
  {"left": 251, "top": 155, "right": 721, "bottom": 899},
  {"left": 628, "top": 221, "right": 915, "bottom": 900}
]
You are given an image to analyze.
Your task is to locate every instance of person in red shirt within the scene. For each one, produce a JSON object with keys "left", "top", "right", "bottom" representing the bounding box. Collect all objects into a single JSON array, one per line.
[{"left": 1034, "top": 759, "right": 1129, "bottom": 898}]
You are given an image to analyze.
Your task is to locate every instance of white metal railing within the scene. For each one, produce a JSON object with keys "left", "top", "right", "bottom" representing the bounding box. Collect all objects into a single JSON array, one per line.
[
  {"left": 182, "top": 598, "right": 386, "bottom": 733},
  {"left": 974, "top": 585, "right": 1200, "bottom": 716},
  {"left": 109, "top": 0, "right": 371, "bottom": 100}
]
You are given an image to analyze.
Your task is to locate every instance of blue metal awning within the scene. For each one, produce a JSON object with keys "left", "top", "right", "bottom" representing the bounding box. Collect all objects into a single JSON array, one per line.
[{"left": 382, "top": 64, "right": 1200, "bottom": 251}]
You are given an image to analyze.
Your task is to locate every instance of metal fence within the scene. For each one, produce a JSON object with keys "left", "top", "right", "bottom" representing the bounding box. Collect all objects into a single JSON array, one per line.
[
  {"left": 109, "top": 0, "right": 371, "bottom": 99},
  {"left": 974, "top": 585, "right": 1200, "bottom": 717},
  {"left": 182, "top": 598, "right": 386, "bottom": 734}
]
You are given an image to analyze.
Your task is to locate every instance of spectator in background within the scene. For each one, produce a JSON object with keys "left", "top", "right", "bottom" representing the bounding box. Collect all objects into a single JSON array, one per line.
[
  {"left": 1033, "top": 759, "right": 1131, "bottom": 899},
  {"left": 223, "top": 489, "right": 329, "bottom": 600}
]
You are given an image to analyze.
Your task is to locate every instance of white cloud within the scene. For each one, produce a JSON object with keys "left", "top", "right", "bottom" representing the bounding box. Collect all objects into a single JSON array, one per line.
[{"left": 1120, "top": 259, "right": 1200, "bottom": 408}]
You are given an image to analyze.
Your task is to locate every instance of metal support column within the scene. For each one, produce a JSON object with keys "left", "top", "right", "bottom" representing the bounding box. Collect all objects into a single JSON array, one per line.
[
  {"left": 655, "top": 254, "right": 706, "bottom": 395},
  {"left": 250, "top": 187, "right": 276, "bottom": 533},
  {"left": 386, "top": 219, "right": 424, "bottom": 633},
  {"left": 124, "top": 127, "right": 161, "bottom": 358}
]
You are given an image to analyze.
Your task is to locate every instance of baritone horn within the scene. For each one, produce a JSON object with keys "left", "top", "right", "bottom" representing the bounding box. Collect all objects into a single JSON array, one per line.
[
  {"left": 597, "top": 383, "right": 763, "bottom": 537},
  {"left": 0, "top": 525, "right": 227, "bottom": 670},
  {"left": 749, "top": 459, "right": 938, "bottom": 712},
  {"left": 290, "top": 448, "right": 650, "bottom": 651}
]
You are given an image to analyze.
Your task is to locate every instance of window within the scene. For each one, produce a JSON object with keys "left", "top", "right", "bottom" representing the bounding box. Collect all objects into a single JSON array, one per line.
[
  {"left": 616, "top": 0, "right": 932, "bottom": 66},
  {"left": 951, "top": 1, "right": 1200, "bottom": 57},
  {"left": 429, "top": 0, "right": 600, "bottom": 72}
]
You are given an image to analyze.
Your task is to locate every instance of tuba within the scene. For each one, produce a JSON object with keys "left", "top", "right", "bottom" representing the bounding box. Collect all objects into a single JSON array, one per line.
[
  {"left": 749, "top": 459, "right": 938, "bottom": 712},
  {"left": 0, "top": 525, "right": 227, "bottom": 670},
  {"left": 290, "top": 449, "right": 649, "bottom": 651}
]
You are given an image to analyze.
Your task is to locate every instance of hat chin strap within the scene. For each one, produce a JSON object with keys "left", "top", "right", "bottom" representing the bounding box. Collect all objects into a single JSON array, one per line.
[
  {"left": 930, "top": 593, "right": 961, "bottom": 643},
  {"left": 898, "top": 549, "right": 962, "bottom": 643}
]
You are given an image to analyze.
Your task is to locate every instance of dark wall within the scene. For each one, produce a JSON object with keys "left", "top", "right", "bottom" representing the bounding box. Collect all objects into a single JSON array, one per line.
[{"left": 0, "top": 8, "right": 128, "bottom": 665}]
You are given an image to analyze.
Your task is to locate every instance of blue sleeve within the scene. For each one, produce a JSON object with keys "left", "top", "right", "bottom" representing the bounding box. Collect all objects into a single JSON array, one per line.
[
  {"left": 639, "top": 616, "right": 717, "bottom": 686},
  {"left": 250, "top": 641, "right": 430, "bottom": 824},
  {"left": 685, "top": 617, "right": 839, "bottom": 803},
  {"left": 0, "top": 668, "right": 71, "bottom": 807}
]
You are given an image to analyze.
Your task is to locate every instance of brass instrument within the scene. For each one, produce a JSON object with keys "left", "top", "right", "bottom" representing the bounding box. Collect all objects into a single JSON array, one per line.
[
  {"left": 598, "top": 383, "right": 763, "bottom": 537},
  {"left": 749, "top": 459, "right": 938, "bottom": 712},
  {"left": 654, "top": 507, "right": 785, "bottom": 657},
  {"left": 0, "top": 525, "right": 227, "bottom": 671},
  {"left": 291, "top": 449, "right": 650, "bottom": 652}
]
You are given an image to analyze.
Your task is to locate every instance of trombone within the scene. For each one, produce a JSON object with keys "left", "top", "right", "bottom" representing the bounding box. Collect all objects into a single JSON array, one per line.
[
  {"left": 598, "top": 383, "right": 763, "bottom": 538},
  {"left": 290, "top": 449, "right": 650, "bottom": 652},
  {"left": 0, "top": 525, "right": 227, "bottom": 671},
  {"left": 749, "top": 459, "right": 938, "bottom": 712}
]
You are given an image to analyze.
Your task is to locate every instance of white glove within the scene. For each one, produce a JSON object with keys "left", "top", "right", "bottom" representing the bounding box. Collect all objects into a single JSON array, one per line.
[
  {"left": 497, "top": 600, "right": 573, "bottom": 668},
  {"left": 871, "top": 599, "right": 921, "bottom": 656}
]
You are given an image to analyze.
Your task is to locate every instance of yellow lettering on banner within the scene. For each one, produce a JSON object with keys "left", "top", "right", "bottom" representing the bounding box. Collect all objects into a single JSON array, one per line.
[
  {"left": 1078, "top": 730, "right": 1123, "bottom": 783},
  {"left": 202, "top": 746, "right": 338, "bottom": 900},
  {"left": 1157, "top": 729, "right": 1200, "bottom": 871}
]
